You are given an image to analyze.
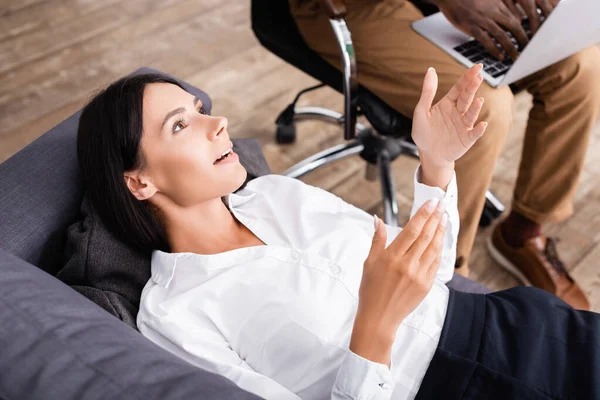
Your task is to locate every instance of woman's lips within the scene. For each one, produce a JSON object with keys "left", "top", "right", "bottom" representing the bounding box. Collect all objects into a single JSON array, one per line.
[{"left": 214, "top": 151, "right": 239, "bottom": 165}]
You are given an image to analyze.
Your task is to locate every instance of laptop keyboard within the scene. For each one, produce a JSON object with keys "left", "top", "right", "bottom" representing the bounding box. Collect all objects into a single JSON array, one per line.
[{"left": 453, "top": 16, "right": 546, "bottom": 78}]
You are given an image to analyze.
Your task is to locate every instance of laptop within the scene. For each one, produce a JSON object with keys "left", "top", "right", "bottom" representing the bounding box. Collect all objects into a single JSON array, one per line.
[{"left": 412, "top": 0, "right": 600, "bottom": 87}]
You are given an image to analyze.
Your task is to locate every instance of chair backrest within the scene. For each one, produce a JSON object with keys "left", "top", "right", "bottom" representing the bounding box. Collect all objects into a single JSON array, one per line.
[
  {"left": 251, "top": 0, "right": 346, "bottom": 93},
  {"left": 251, "top": 0, "right": 438, "bottom": 92},
  {"left": 251, "top": 0, "right": 414, "bottom": 138},
  {"left": 0, "top": 68, "right": 212, "bottom": 275}
]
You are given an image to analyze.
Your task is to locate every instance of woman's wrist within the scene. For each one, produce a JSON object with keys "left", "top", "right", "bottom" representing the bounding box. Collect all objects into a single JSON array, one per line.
[
  {"left": 349, "top": 314, "right": 396, "bottom": 368},
  {"left": 418, "top": 152, "right": 455, "bottom": 191}
]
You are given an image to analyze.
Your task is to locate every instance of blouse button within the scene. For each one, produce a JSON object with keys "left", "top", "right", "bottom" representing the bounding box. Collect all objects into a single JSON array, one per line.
[
  {"left": 331, "top": 265, "right": 341, "bottom": 276},
  {"left": 291, "top": 251, "right": 301, "bottom": 261}
]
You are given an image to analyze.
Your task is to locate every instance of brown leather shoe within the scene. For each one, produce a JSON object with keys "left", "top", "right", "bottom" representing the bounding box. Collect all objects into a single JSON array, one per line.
[{"left": 487, "top": 223, "right": 590, "bottom": 310}]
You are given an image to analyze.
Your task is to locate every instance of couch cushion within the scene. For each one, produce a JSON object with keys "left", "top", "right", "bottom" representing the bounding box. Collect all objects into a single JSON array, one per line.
[
  {"left": 447, "top": 272, "right": 491, "bottom": 294},
  {"left": 57, "top": 139, "right": 271, "bottom": 329},
  {"left": 0, "top": 248, "right": 261, "bottom": 400}
]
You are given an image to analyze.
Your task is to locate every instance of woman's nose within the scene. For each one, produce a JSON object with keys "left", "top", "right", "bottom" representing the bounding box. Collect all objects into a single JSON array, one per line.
[{"left": 207, "top": 116, "right": 228, "bottom": 141}]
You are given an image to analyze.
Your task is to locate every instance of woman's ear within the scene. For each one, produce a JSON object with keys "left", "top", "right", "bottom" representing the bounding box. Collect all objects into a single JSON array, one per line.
[{"left": 124, "top": 173, "right": 158, "bottom": 201}]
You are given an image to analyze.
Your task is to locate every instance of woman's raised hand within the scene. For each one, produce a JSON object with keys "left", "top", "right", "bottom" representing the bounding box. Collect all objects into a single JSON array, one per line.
[
  {"left": 411, "top": 64, "right": 488, "bottom": 168},
  {"left": 350, "top": 199, "right": 447, "bottom": 367}
]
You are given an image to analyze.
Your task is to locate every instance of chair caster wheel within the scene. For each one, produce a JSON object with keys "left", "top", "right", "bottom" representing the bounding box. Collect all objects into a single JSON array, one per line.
[
  {"left": 479, "top": 209, "right": 494, "bottom": 228},
  {"left": 479, "top": 203, "right": 503, "bottom": 228},
  {"left": 276, "top": 123, "right": 297, "bottom": 144}
]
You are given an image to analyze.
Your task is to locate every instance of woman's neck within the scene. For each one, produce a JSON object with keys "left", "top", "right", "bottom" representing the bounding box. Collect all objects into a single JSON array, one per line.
[{"left": 161, "top": 197, "right": 263, "bottom": 255}]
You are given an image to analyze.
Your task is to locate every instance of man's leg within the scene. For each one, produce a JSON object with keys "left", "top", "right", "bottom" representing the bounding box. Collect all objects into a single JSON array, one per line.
[
  {"left": 512, "top": 46, "right": 600, "bottom": 224},
  {"left": 290, "top": 0, "right": 514, "bottom": 275},
  {"left": 488, "top": 46, "right": 600, "bottom": 310}
]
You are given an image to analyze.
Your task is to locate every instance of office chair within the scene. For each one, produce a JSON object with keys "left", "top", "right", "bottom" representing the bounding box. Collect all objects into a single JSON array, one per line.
[{"left": 251, "top": 0, "right": 505, "bottom": 228}]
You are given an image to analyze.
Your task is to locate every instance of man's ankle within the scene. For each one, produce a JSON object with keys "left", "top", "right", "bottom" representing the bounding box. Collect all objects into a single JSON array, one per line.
[{"left": 500, "top": 211, "right": 542, "bottom": 248}]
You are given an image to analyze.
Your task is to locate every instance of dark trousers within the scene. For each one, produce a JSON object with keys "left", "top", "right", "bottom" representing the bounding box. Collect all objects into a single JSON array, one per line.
[{"left": 416, "top": 287, "right": 600, "bottom": 399}]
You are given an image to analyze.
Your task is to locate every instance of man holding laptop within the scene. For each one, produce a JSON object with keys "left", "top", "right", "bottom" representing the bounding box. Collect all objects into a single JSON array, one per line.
[{"left": 290, "top": 0, "right": 600, "bottom": 309}]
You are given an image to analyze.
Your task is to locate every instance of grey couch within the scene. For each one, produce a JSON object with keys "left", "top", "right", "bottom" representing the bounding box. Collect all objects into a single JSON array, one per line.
[{"left": 0, "top": 68, "right": 489, "bottom": 400}]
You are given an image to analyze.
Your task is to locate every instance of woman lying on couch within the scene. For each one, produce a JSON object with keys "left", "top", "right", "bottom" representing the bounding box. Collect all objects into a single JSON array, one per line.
[{"left": 77, "top": 65, "right": 600, "bottom": 400}]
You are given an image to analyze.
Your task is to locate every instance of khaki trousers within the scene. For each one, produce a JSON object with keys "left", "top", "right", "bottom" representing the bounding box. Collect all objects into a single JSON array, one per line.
[{"left": 290, "top": 0, "right": 600, "bottom": 274}]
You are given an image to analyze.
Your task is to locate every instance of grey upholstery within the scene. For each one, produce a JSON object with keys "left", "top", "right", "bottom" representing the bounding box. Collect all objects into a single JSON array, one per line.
[
  {"left": 448, "top": 273, "right": 491, "bottom": 294},
  {"left": 0, "top": 66, "right": 490, "bottom": 400},
  {"left": 0, "top": 248, "right": 261, "bottom": 400}
]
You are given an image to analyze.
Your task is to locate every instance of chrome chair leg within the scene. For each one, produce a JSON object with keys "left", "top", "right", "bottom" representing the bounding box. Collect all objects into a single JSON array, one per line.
[
  {"left": 480, "top": 190, "right": 506, "bottom": 226},
  {"left": 293, "top": 107, "right": 367, "bottom": 132},
  {"left": 365, "top": 163, "right": 378, "bottom": 181},
  {"left": 485, "top": 190, "right": 505, "bottom": 213},
  {"left": 286, "top": 106, "right": 505, "bottom": 227},
  {"left": 399, "top": 140, "right": 419, "bottom": 159},
  {"left": 329, "top": 18, "right": 358, "bottom": 141},
  {"left": 283, "top": 141, "right": 364, "bottom": 179},
  {"left": 378, "top": 150, "right": 400, "bottom": 227}
]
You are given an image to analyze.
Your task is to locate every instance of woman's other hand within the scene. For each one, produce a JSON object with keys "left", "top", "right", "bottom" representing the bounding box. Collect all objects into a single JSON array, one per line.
[
  {"left": 350, "top": 200, "right": 447, "bottom": 367},
  {"left": 412, "top": 64, "right": 488, "bottom": 170}
]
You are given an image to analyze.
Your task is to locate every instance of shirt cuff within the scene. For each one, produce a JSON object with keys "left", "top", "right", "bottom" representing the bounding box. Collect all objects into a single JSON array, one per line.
[
  {"left": 332, "top": 350, "right": 395, "bottom": 400},
  {"left": 412, "top": 165, "right": 458, "bottom": 212},
  {"left": 411, "top": 165, "right": 459, "bottom": 283}
]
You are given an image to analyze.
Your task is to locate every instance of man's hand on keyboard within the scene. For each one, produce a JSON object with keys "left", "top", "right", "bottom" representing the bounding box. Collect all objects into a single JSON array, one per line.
[
  {"left": 514, "top": 0, "right": 559, "bottom": 35},
  {"left": 434, "top": 0, "right": 556, "bottom": 61}
]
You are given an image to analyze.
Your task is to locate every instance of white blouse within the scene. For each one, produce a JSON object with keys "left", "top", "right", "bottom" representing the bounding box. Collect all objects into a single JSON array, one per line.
[{"left": 137, "top": 165, "right": 459, "bottom": 400}]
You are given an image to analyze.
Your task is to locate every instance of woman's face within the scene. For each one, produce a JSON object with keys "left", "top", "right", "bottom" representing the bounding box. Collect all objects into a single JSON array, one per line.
[{"left": 130, "top": 82, "right": 247, "bottom": 207}]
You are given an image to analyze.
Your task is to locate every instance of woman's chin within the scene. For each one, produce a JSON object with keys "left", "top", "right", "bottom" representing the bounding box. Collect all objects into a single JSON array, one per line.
[
  {"left": 213, "top": 154, "right": 248, "bottom": 192},
  {"left": 232, "top": 164, "right": 249, "bottom": 189}
]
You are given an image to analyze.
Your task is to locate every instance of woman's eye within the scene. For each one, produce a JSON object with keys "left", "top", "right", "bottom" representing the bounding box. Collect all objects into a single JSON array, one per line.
[
  {"left": 173, "top": 120, "right": 186, "bottom": 133},
  {"left": 172, "top": 106, "right": 204, "bottom": 134}
]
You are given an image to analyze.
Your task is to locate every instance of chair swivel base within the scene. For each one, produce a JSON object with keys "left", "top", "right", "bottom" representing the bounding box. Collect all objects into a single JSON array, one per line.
[{"left": 277, "top": 106, "right": 505, "bottom": 228}]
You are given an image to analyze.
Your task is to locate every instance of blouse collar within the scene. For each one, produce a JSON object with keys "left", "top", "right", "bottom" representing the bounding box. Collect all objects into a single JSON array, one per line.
[{"left": 150, "top": 187, "right": 273, "bottom": 289}]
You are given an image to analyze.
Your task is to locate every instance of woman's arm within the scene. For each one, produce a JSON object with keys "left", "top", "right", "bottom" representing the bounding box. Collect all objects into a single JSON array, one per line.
[
  {"left": 139, "top": 318, "right": 302, "bottom": 400},
  {"left": 406, "top": 63, "right": 488, "bottom": 282},
  {"left": 140, "top": 313, "right": 396, "bottom": 400},
  {"left": 409, "top": 164, "right": 459, "bottom": 284},
  {"left": 338, "top": 163, "right": 458, "bottom": 284},
  {"left": 419, "top": 157, "right": 454, "bottom": 192},
  {"left": 349, "top": 63, "right": 487, "bottom": 376}
]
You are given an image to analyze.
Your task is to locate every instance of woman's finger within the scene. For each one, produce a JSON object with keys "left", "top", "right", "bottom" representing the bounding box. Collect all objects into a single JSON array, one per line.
[
  {"left": 422, "top": 213, "right": 448, "bottom": 277},
  {"left": 463, "top": 97, "right": 484, "bottom": 128},
  {"left": 425, "top": 248, "right": 443, "bottom": 283},
  {"left": 445, "top": 63, "right": 482, "bottom": 103},
  {"left": 406, "top": 199, "right": 446, "bottom": 260},
  {"left": 469, "top": 121, "right": 488, "bottom": 143},
  {"left": 415, "top": 67, "right": 438, "bottom": 116},
  {"left": 456, "top": 74, "right": 483, "bottom": 114},
  {"left": 388, "top": 198, "right": 439, "bottom": 255},
  {"left": 365, "top": 215, "right": 388, "bottom": 267}
]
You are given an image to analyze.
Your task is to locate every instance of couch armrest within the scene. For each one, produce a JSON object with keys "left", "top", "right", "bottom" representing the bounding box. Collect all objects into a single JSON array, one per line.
[{"left": 0, "top": 249, "right": 262, "bottom": 400}]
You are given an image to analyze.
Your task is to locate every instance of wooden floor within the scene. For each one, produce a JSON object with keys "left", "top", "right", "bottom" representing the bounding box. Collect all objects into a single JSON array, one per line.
[{"left": 1, "top": 0, "right": 599, "bottom": 309}]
